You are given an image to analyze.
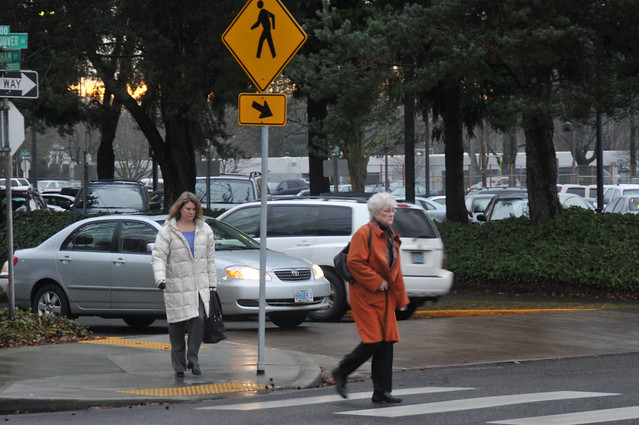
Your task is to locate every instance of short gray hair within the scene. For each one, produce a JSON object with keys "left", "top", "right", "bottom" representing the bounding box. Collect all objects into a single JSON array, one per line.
[{"left": 367, "top": 192, "right": 397, "bottom": 219}]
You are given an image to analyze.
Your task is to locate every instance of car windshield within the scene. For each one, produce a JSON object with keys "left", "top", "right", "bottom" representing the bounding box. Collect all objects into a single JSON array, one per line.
[
  {"left": 392, "top": 207, "right": 438, "bottom": 239},
  {"left": 196, "top": 179, "right": 256, "bottom": 204},
  {"left": 491, "top": 198, "right": 529, "bottom": 220},
  {"left": 81, "top": 186, "right": 144, "bottom": 209},
  {"left": 206, "top": 218, "right": 261, "bottom": 250}
]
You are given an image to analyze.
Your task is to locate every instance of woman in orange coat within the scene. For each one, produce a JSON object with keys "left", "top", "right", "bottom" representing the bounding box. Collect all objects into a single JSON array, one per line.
[{"left": 332, "top": 192, "right": 410, "bottom": 403}]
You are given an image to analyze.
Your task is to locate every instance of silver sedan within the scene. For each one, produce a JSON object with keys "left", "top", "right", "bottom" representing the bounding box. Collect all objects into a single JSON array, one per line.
[{"left": 8, "top": 215, "right": 330, "bottom": 328}]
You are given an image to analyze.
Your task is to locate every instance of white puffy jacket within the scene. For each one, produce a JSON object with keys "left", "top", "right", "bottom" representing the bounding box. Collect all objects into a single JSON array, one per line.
[{"left": 151, "top": 217, "right": 217, "bottom": 323}]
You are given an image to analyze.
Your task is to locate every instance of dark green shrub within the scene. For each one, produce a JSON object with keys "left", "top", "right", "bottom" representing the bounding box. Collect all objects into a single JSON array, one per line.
[
  {"left": 436, "top": 208, "right": 639, "bottom": 297},
  {"left": 0, "top": 211, "right": 85, "bottom": 265}
]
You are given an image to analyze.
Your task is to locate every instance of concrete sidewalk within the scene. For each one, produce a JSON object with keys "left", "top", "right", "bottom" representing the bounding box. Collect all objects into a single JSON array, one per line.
[{"left": 0, "top": 333, "right": 321, "bottom": 414}]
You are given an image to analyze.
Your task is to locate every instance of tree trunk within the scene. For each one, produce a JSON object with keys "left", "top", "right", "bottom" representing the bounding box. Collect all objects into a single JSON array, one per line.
[
  {"left": 346, "top": 124, "right": 368, "bottom": 192},
  {"left": 522, "top": 67, "right": 561, "bottom": 224},
  {"left": 96, "top": 89, "right": 121, "bottom": 180},
  {"left": 307, "top": 98, "right": 330, "bottom": 195},
  {"left": 442, "top": 82, "right": 468, "bottom": 224},
  {"left": 404, "top": 67, "right": 415, "bottom": 202},
  {"left": 161, "top": 108, "right": 197, "bottom": 209}
]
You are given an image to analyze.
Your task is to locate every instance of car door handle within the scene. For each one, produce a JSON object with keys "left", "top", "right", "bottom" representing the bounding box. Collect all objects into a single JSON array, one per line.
[
  {"left": 58, "top": 256, "right": 72, "bottom": 264},
  {"left": 113, "top": 258, "right": 126, "bottom": 266},
  {"left": 297, "top": 241, "right": 311, "bottom": 247}
]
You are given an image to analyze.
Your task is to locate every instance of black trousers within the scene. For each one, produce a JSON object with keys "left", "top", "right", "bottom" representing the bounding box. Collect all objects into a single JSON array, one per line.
[{"left": 335, "top": 341, "right": 394, "bottom": 395}]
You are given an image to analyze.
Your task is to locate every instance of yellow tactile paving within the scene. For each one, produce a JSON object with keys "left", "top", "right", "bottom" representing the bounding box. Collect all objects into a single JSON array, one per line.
[
  {"left": 80, "top": 337, "right": 184, "bottom": 351},
  {"left": 119, "top": 382, "right": 263, "bottom": 396}
]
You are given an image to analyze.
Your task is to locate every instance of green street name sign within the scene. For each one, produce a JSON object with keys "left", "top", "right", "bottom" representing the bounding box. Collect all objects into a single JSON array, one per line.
[
  {"left": 0, "top": 33, "right": 27, "bottom": 49},
  {"left": 0, "top": 50, "right": 20, "bottom": 71}
]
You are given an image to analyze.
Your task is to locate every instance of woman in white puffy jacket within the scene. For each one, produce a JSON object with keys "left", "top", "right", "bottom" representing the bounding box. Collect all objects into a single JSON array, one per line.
[{"left": 152, "top": 191, "right": 217, "bottom": 378}]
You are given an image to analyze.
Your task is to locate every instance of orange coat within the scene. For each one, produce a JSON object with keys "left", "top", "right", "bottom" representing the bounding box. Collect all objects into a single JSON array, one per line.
[{"left": 347, "top": 221, "right": 410, "bottom": 343}]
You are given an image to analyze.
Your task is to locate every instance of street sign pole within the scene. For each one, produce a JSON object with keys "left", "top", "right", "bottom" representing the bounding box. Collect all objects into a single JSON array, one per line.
[
  {"left": 258, "top": 125, "right": 269, "bottom": 375},
  {"left": 1, "top": 95, "right": 15, "bottom": 319}
]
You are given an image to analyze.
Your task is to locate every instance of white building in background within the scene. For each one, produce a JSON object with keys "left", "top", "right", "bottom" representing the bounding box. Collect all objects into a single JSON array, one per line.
[{"left": 230, "top": 150, "right": 631, "bottom": 193}]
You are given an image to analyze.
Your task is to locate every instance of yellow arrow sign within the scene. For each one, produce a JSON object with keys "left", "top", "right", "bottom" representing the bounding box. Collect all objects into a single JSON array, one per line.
[
  {"left": 238, "top": 93, "right": 287, "bottom": 126},
  {"left": 222, "top": 0, "right": 307, "bottom": 92}
]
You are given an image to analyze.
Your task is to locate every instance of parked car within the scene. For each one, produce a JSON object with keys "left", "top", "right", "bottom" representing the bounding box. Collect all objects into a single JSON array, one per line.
[
  {"left": 478, "top": 191, "right": 593, "bottom": 222},
  {"left": 0, "top": 177, "right": 31, "bottom": 188},
  {"left": 602, "top": 184, "right": 639, "bottom": 207},
  {"left": 602, "top": 195, "right": 639, "bottom": 214},
  {"left": 71, "top": 180, "right": 160, "bottom": 214},
  {"left": 0, "top": 187, "right": 49, "bottom": 214},
  {"left": 219, "top": 197, "right": 453, "bottom": 321},
  {"left": 42, "top": 193, "right": 75, "bottom": 211},
  {"left": 6, "top": 215, "right": 330, "bottom": 328},
  {"left": 465, "top": 193, "right": 495, "bottom": 222},
  {"left": 37, "top": 180, "right": 71, "bottom": 193},
  {"left": 270, "top": 179, "right": 309, "bottom": 196},
  {"left": 559, "top": 193, "right": 595, "bottom": 210},
  {"left": 477, "top": 192, "right": 530, "bottom": 222},
  {"left": 195, "top": 173, "right": 264, "bottom": 211},
  {"left": 404, "top": 196, "right": 446, "bottom": 222}
]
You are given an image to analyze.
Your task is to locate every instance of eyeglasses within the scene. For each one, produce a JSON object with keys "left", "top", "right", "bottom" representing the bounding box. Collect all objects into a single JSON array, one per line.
[{"left": 381, "top": 208, "right": 396, "bottom": 214}]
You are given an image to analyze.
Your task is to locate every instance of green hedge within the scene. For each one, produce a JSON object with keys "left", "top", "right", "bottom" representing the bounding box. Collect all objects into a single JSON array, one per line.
[
  {"left": 436, "top": 208, "right": 639, "bottom": 296},
  {"left": 0, "top": 211, "right": 85, "bottom": 265}
]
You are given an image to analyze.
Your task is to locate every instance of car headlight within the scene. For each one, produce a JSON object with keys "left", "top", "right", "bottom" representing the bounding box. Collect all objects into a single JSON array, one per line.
[
  {"left": 0, "top": 261, "right": 7, "bottom": 278},
  {"left": 225, "top": 266, "right": 271, "bottom": 281},
  {"left": 312, "top": 264, "right": 324, "bottom": 280}
]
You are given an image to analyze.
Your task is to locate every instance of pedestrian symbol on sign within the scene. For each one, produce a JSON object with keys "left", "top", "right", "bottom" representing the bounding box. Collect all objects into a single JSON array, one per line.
[{"left": 251, "top": 0, "right": 276, "bottom": 59}]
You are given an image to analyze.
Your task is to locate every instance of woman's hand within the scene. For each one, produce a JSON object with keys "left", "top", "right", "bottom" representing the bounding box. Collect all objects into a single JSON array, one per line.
[
  {"left": 398, "top": 305, "right": 408, "bottom": 311},
  {"left": 378, "top": 279, "right": 389, "bottom": 292}
]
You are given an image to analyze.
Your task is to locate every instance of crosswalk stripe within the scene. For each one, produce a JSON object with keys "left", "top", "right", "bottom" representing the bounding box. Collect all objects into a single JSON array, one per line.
[
  {"left": 489, "top": 406, "right": 639, "bottom": 425},
  {"left": 337, "top": 391, "right": 618, "bottom": 418},
  {"left": 198, "top": 386, "right": 474, "bottom": 411}
]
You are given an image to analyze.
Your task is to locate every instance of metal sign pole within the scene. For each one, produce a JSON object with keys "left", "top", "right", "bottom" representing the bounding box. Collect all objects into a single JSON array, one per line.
[
  {"left": 257, "top": 125, "right": 268, "bottom": 375},
  {"left": 1, "top": 96, "right": 15, "bottom": 319}
]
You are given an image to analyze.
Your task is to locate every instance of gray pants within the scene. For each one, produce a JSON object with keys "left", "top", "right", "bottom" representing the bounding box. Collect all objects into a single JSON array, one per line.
[{"left": 168, "top": 297, "right": 206, "bottom": 373}]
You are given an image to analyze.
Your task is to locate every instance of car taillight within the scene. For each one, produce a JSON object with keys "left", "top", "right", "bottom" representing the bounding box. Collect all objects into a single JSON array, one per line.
[
  {"left": 441, "top": 249, "right": 447, "bottom": 269},
  {"left": 12, "top": 257, "right": 18, "bottom": 266}
]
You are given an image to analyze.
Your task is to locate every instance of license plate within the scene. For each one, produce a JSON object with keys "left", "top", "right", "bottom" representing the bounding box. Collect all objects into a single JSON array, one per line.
[
  {"left": 411, "top": 251, "right": 424, "bottom": 264},
  {"left": 294, "top": 289, "right": 313, "bottom": 303}
]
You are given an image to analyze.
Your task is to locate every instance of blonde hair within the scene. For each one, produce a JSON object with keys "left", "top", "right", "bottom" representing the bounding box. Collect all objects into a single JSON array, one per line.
[{"left": 168, "top": 191, "right": 203, "bottom": 221}]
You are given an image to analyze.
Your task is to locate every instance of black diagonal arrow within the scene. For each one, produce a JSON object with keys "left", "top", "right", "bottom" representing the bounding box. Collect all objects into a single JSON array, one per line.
[{"left": 251, "top": 100, "right": 273, "bottom": 119}]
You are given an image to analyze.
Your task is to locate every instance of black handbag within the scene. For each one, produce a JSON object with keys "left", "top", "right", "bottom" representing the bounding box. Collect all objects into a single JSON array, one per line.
[
  {"left": 203, "top": 290, "right": 227, "bottom": 343},
  {"left": 332, "top": 227, "right": 372, "bottom": 283}
]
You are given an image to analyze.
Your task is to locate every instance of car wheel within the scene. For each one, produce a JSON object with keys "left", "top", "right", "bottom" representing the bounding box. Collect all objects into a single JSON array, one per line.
[
  {"left": 307, "top": 268, "right": 348, "bottom": 322},
  {"left": 269, "top": 311, "right": 307, "bottom": 328},
  {"left": 32, "top": 284, "right": 69, "bottom": 317},
  {"left": 123, "top": 316, "right": 156, "bottom": 328}
]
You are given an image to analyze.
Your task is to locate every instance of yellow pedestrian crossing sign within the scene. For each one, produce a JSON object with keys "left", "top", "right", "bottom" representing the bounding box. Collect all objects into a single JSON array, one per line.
[{"left": 222, "top": 0, "right": 307, "bottom": 92}]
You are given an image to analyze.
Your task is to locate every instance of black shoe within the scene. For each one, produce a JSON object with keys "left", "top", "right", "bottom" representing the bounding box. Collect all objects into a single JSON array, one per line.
[
  {"left": 175, "top": 371, "right": 185, "bottom": 378},
  {"left": 332, "top": 368, "right": 347, "bottom": 399},
  {"left": 372, "top": 392, "right": 403, "bottom": 404},
  {"left": 191, "top": 364, "right": 201, "bottom": 375}
]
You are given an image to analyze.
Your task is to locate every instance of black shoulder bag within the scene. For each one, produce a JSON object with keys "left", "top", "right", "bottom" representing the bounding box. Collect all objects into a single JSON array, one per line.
[{"left": 333, "top": 227, "right": 372, "bottom": 283}]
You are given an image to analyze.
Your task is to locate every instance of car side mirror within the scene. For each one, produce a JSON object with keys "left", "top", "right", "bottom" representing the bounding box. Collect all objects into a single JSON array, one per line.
[
  {"left": 149, "top": 201, "right": 162, "bottom": 210},
  {"left": 476, "top": 214, "right": 487, "bottom": 222}
]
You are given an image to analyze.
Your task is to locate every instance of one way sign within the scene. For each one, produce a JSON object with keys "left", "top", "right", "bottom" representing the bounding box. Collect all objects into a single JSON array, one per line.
[{"left": 0, "top": 70, "right": 38, "bottom": 99}]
